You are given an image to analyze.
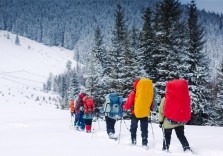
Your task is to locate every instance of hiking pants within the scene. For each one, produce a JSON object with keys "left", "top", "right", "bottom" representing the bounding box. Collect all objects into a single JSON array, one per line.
[
  {"left": 84, "top": 119, "right": 93, "bottom": 131},
  {"left": 105, "top": 116, "right": 116, "bottom": 134},
  {"left": 76, "top": 111, "right": 85, "bottom": 130},
  {"left": 163, "top": 126, "right": 190, "bottom": 150},
  {"left": 130, "top": 115, "right": 148, "bottom": 145}
]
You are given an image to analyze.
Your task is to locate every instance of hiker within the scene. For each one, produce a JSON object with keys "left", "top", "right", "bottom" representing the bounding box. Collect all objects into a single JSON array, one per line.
[
  {"left": 102, "top": 92, "right": 123, "bottom": 139},
  {"left": 83, "top": 95, "right": 95, "bottom": 133},
  {"left": 123, "top": 78, "right": 154, "bottom": 148},
  {"left": 69, "top": 98, "right": 75, "bottom": 117},
  {"left": 69, "top": 98, "right": 77, "bottom": 126},
  {"left": 74, "top": 92, "right": 86, "bottom": 131},
  {"left": 158, "top": 79, "right": 191, "bottom": 152}
]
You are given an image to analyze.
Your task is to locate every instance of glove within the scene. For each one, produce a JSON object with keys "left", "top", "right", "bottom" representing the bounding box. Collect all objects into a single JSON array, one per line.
[
  {"left": 159, "top": 122, "right": 163, "bottom": 128},
  {"left": 94, "top": 108, "right": 100, "bottom": 113}
]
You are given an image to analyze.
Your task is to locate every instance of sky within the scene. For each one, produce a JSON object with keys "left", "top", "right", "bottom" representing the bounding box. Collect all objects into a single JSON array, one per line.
[
  {"left": 1, "top": 30, "right": 223, "bottom": 156},
  {"left": 180, "top": 0, "right": 223, "bottom": 14}
]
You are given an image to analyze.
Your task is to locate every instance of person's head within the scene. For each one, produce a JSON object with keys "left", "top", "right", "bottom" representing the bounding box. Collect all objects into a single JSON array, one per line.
[{"left": 79, "top": 92, "right": 86, "bottom": 99}]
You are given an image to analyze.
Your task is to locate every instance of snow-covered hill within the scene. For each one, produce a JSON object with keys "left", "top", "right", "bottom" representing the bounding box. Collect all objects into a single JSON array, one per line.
[{"left": 0, "top": 30, "right": 75, "bottom": 106}]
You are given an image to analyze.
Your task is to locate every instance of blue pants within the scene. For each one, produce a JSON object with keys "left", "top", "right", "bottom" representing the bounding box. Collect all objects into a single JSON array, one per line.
[{"left": 76, "top": 111, "right": 85, "bottom": 130}]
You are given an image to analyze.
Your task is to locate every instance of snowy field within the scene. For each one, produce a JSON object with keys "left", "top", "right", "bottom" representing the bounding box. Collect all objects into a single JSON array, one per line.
[
  {"left": 0, "top": 102, "right": 223, "bottom": 156},
  {"left": 0, "top": 30, "right": 223, "bottom": 156}
]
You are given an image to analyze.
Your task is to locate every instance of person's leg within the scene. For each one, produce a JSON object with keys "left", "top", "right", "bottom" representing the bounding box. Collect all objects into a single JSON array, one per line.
[
  {"left": 175, "top": 126, "right": 190, "bottom": 151},
  {"left": 79, "top": 111, "right": 85, "bottom": 130},
  {"left": 140, "top": 117, "right": 149, "bottom": 146},
  {"left": 130, "top": 115, "right": 138, "bottom": 144},
  {"left": 85, "top": 119, "right": 93, "bottom": 132},
  {"left": 74, "top": 112, "right": 78, "bottom": 126},
  {"left": 105, "top": 116, "right": 116, "bottom": 135},
  {"left": 163, "top": 128, "right": 173, "bottom": 150}
]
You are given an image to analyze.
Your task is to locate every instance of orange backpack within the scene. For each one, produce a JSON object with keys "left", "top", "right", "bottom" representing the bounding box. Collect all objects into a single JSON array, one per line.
[{"left": 69, "top": 99, "right": 75, "bottom": 113}]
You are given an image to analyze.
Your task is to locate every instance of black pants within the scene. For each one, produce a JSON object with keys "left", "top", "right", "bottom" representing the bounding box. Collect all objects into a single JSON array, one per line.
[
  {"left": 163, "top": 126, "right": 190, "bottom": 150},
  {"left": 105, "top": 116, "right": 116, "bottom": 134},
  {"left": 130, "top": 115, "right": 148, "bottom": 145}
]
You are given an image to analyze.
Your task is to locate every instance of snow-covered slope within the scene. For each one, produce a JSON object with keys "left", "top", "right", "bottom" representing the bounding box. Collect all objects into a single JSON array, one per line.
[
  {"left": 0, "top": 30, "right": 75, "bottom": 106},
  {"left": 0, "top": 100, "right": 223, "bottom": 156}
]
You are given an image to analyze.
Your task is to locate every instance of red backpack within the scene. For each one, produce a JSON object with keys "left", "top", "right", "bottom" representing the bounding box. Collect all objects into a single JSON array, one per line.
[
  {"left": 164, "top": 79, "right": 191, "bottom": 123},
  {"left": 83, "top": 96, "right": 95, "bottom": 114}
]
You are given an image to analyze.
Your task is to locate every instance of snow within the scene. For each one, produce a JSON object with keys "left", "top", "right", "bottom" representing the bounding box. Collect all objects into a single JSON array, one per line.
[{"left": 0, "top": 30, "right": 223, "bottom": 156}]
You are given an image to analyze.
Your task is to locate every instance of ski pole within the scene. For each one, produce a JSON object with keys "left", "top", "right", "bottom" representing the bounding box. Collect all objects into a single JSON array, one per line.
[
  {"left": 123, "top": 119, "right": 130, "bottom": 131},
  {"left": 91, "top": 115, "right": 97, "bottom": 137},
  {"left": 97, "top": 116, "right": 101, "bottom": 130},
  {"left": 150, "top": 122, "right": 155, "bottom": 141},
  {"left": 118, "top": 117, "right": 123, "bottom": 144}
]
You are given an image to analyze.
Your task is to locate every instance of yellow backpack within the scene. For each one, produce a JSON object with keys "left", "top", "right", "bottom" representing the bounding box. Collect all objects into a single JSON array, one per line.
[{"left": 134, "top": 78, "right": 154, "bottom": 118}]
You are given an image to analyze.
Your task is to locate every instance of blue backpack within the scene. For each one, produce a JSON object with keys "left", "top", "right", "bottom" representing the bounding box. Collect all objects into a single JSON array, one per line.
[{"left": 104, "top": 93, "right": 123, "bottom": 119}]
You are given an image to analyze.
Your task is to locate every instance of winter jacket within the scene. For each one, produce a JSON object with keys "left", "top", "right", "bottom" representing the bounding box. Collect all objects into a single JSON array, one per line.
[
  {"left": 122, "top": 90, "right": 135, "bottom": 114},
  {"left": 122, "top": 79, "right": 139, "bottom": 114},
  {"left": 158, "top": 97, "right": 185, "bottom": 129},
  {"left": 74, "top": 93, "right": 86, "bottom": 113}
]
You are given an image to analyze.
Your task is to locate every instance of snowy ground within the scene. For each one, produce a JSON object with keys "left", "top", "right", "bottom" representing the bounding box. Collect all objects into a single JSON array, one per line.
[
  {"left": 0, "top": 30, "right": 223, "bottom": 156},
  {"left": 0, "top": 102, "right": 223, "bottom": 156}
]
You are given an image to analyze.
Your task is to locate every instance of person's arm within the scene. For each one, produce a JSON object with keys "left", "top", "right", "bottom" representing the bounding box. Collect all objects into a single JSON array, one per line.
[
  {"left": 123, "top": 91, "right": 135, "bottom": 110},
  {"left": 158, "top": 97, "right": 165, "bottom": 122}
]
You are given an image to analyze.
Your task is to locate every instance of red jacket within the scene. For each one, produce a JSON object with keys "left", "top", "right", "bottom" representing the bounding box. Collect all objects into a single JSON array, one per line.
[
  {"left": 123, "top": 79, "right": 139, "bottom": 114},
  {"left": 123, "top": 90, "right": 135, "bottom": 114}
]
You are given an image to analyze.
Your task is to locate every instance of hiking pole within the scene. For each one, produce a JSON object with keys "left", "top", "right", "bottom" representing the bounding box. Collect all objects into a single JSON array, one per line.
[
  {"left": 118, "top": 117, "right": 123, "bottom": 144},
  {"left": 123, "top": 120, "right": 130, "bottom": 131},
  {"left": 150, "top": 122, "right": 155, "bottom": 141},
  {"left": 70, "top": 114, "right": 73, "bottom": 128},
  {"left": 95, "top": 112, "right": 101, "bottom": 130}
]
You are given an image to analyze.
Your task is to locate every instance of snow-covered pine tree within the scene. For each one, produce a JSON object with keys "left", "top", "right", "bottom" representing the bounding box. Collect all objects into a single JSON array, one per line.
[
  {"left": 212, "top": 61, "right": 223, "bottom": 126},
  {"left": 129, "top": 25, "right": 143, "bottom": 77},
  {"left": 15, "top": 34, "right": 20, "bottom": 45},
  {"left": 139, "top": 7, "right": 156, "bottom": 80},
  {"left": 67, "top": 70, "right": 80, "bottom": 100},
  {"left": 153, "top": 0, "right": 185, "bottom": 100},
  {"left": 74, "top": 48, "right": 84, "bottom": 86},
  {"left": 87, "top": 26, "right": 107, "bottom": 106},
  {"left": 108, "top": 4, "right": 134, "bottom": 96},
  {"left": 186, "top": 0, "right": 211, "bottom": 125},
  {"left": 210, "top": 62, "right": 223, "bottom": 126}
]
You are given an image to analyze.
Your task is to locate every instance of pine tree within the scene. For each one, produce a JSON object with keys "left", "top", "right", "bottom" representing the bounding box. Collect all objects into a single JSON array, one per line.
[
  {"left": 15, "top": 34, "right": 20, "bottom": 45},
  {"left": 129, "top": 25, "right": 143, "bottom": 77},
  {"left": 67, "top": 70, "right": 80, "bottom": 100},
  {"left": 154, "top": 0, "right": 185, "bottom": 99},
  {"left": 186, "top": 0, "right": 210, "bottom": 125},
  {"left": 85, "top": 48, "right": 102, "bottom": 105},
  {"left": 108, "top": 4, "right": 134, "bottom": 96},
  {"left": 84, "top": 27, "right": 107, "bottom": 106},
  {"left": 211, "top": 62, "right": 223, "bottom": 126},
  {"left": 139, "top": 7, "right": 156, "bottom": 80}
]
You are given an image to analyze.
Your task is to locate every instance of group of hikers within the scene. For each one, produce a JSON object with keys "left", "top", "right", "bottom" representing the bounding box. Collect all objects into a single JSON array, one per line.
[{"left": 69, "top": 78, "right": 192, "bottom": 152}]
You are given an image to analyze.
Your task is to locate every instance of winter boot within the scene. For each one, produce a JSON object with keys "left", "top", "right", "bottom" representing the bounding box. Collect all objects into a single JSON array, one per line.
[
  {"left": 184, "top": 146, "right": 192, "bottom": 153},
  {"left": 131, "top": 138, "right": 136, "bottom": 145}
]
